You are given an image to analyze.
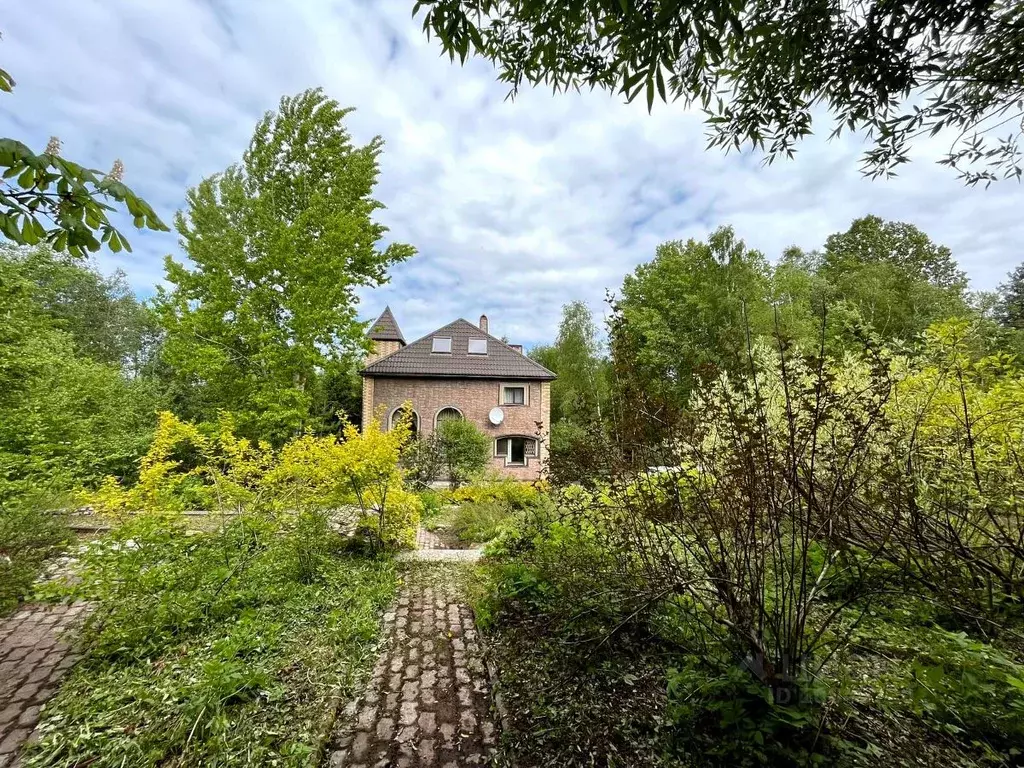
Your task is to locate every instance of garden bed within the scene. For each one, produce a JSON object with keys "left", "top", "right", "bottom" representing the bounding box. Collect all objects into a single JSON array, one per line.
[{"left": 23, "top": 514, "right": 399, "bottom": 768}]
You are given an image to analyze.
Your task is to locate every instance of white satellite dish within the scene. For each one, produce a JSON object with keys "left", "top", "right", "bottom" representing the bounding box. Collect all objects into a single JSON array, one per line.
[{"left": 488, "top": 407, "right": 504, "bottom": 426}]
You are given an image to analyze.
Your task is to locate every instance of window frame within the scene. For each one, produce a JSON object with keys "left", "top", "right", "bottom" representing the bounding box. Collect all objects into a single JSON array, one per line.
[
  {"left": 500, "top": 383, "right": 528, "bottom": 406},
  {"left": 389, "top": 406, "right": 419, "bottom": 437},
  {"left": 434, "top": 406, "right": 463, "bottom": 429},
  {"left": 431, "top": 336, "right": 452, "bottom": 354},
  {"left": 494, "top": 435, "right": 537, "bottom": 466},
  {"left": 467, "top": 338, "right": 488, "bottom": 355}
]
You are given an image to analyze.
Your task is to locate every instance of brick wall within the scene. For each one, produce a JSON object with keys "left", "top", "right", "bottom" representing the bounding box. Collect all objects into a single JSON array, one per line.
[
  {"left": 361, "top": 376, "right": 375, "bottom": 430},
  {"left": 365, "top": 339, "right": 402, "bottom": 366},
  {"left": 369, "top": 376, "right": 550, "bottom": 481}
]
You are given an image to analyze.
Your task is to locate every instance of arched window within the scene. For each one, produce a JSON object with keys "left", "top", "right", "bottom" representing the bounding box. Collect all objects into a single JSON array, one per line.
[
  {"left": 390, "top": 406, "right": 419, "bottom": 437},
  {"left": 434, "top": 406, "right": 463, "bottom": 429}
]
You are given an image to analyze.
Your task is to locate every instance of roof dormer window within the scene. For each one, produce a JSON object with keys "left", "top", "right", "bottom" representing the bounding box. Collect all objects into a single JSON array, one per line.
[
  {"left": 468, "top": 338, "right": 488, "bottom": 355},
  {"left": 431, "top": 336, "right": 452, "bottom": 353}
]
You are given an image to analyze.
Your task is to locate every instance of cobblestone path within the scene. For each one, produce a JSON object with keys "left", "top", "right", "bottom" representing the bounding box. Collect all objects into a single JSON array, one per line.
[
  {"left": 401, "top": 527, "right": 482, "bottom": 563},
  {"left": 415, "top": 527, "right": 448, "bottom": 550},
  {"left": 0, "top": 602, "right": 88, "bottom": 767},
  {"left": 325, "top": 566, "right": 497, "bottom": 767}
]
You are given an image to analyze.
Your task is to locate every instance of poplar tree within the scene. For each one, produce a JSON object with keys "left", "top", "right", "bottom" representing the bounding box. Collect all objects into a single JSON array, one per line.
[{"left": 157, "top": 89, "right": 415, "bottom": 441}]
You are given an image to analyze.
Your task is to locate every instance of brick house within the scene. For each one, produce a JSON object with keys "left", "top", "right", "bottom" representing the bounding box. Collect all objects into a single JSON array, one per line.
[{"left": 360, "top": 307, "right": 556, "bottom": 481}]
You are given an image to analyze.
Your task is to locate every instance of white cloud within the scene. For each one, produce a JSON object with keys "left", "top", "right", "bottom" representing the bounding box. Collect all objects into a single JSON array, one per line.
[{"left": 2, "top": 0, "right": 1022, "bottom": 348}]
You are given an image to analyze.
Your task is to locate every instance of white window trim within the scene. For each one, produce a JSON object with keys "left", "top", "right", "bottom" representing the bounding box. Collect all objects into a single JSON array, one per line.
[
  {"left": 499, "top": 382, "right": 529, "bottom": 406},
  {"left": 494, "top": 435, "right": 537, "bottom": 466},
  {"left": 431, "top": 336, "right": 452, "bottom": 353},
  {"left": 433, "top": 406, "right": 463, "bottom": 429},
  {"left": 468, "top": 338, "right": 488, "bottom": 355}
]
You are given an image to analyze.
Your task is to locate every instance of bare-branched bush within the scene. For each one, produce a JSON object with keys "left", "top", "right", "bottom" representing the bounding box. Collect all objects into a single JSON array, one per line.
[{"left": 848, "top": 319, "right": 1024, "bottom": 624}]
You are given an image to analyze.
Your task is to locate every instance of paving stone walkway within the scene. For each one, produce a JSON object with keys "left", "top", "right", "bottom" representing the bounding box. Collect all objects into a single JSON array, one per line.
[
  {"left": 416, "top": 527, "right": 448, "bottom": 550},
  {"left": 401, "top": 527, "right": 482, "bottom": 563},
  {"left": 0, "top": 602, "right": 89, "bottom": 767},
  {"left": 325, "top": 561, "right": 497, "bottom": 767}
]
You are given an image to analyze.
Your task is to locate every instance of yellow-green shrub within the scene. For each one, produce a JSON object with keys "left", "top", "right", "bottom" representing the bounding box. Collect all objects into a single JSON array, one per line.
[
  {"left": 84, "top": 408, "right": 421, "bottom": 548},
  {"left": 446, "top": 474, "right": 543, "bottom": 510}
]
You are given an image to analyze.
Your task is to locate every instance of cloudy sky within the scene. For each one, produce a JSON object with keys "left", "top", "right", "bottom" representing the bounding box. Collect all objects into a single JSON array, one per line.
[{"left": 2, "top": 1, "right": 1022, "bottom": 348}]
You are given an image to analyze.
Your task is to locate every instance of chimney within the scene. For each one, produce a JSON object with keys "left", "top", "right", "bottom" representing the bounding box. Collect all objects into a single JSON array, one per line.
[
  {"left": 509, "top": 344, "right": 523, "bottom": 353},
  {"left": 479, "top": 314, "right": 488, "bottom": 334}
]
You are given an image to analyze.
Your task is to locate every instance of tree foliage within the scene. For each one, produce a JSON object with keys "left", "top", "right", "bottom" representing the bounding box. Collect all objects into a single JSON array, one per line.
[
  {"left": 156, "top": 88, "right": 415, "bottom": 442},
  {"left": 998, "top": 261, "right": 1024, "bottom": 330},
  {"left": 436, "top": 418, "right": 491, "bottom": 489},
  {"left": 529, "top": 300, "right": 608, "bottom": 425},
  {"left": 0, "top": 251, "right": 162, "bottom": 502},
  {"left": 1, "top": 244, "right": 159, "bottom": 372},
  {"left": 819, "top": 215, "right": 970, "bottom": 341},
  {"left": 414, "top": 0, "right": 1024, "bottom": 184},
  {"left": 606, "top": 217, "right": 983, "bottom": 444},
  {"left": 1, "top": 47, "right": 167, "bottom": 255},
  {"left": 609, "top": 226, "right": 771, "bottom": 428}
]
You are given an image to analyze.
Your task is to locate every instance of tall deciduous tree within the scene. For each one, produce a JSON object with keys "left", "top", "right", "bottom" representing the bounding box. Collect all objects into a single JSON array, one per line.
[
  {"left": 610, "top": 226, "right": 771, "bottom": 420},
  {"left": 530, "top": 300, "right": 607, "bottom": 424},
  {"left": 998, "top": 262, "right": 1024, "bottom": 330},
  {"left": 820, "top": 216, "right": 970, "bottom": 341},
  {"left": 414, "top": 0, "right": 1024, "bottom": 184},
  {"left": 1, "top": 244, "right": 159, "bottom": 374},
  {"left": 156, "top": 89, "right": 415, "bottom": 442}
]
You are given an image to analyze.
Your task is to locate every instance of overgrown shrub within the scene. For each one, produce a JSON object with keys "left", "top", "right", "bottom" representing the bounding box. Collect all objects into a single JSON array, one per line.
[
  {"left": 29, "top": 509, "right": 396, "bottom": 767},
  {"left": 0, "top": 500, "right": 71, "bottom": 615},
  {"left": 448, "top": 501, "right": 512, "bottom": 543},
  {"left": 565, "top": 340, "right": 898, "bottom": 704},
  {"left": 400, "top": 432, "right": 444, "bottom": 489},
  {"left": 474, "top": 498, "right": 639, "bottom": 636},
  {"left": 850, "top": 319, "right": 1024, "bottom": 622},
  {"left": 436, "top": 418, "right": 490, "bottom": 489},
  {"left": 547, "top": 420, "right": 615, "bottom": 487},
  {"left": 446, "top": 474, "right": 542, "bottom": 508},
  {"left": 87, "top": 408, "right": 421, "bottom": 549}
]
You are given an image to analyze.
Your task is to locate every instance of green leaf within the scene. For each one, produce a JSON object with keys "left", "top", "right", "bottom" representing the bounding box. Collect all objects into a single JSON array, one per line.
[
  {"left": 0, "top": 66, "right": 14, "bottom": 93},
  {"left": 21, "top": 215, "right": 40, "bottom": 244},
  {"left": 0, "top": 138, "right": 32, "bottom": 167}
]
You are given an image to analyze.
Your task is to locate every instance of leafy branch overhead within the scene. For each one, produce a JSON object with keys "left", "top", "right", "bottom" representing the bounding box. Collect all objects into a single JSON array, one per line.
[
  {"left": 413, "top": 0, "right": 1024, "bottom": 185},
  {"left": 0, "top": 59, "right": 168, "bottom": 257}
]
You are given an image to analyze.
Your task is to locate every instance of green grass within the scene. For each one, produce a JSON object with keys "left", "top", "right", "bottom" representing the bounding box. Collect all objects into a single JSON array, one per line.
[
  {"left": 448, "top": 501, "right": 513, "bottom": 544},
  {"left": 25, "top": 514, "right": 398, "bottom": 767}
]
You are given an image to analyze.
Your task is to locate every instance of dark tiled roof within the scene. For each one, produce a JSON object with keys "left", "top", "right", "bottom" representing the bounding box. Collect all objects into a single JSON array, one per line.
[
  {"left": 367, "top": 306, "right": 405, "bottom": 344},
  {"left": 361, "top": 318, "right": 556, "bottom": 380}
]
